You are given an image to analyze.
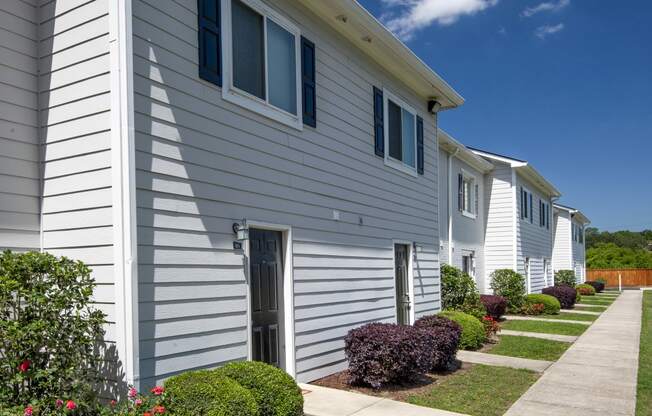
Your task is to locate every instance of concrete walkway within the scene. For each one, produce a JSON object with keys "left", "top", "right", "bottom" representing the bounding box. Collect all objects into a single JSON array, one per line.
[
  {"left": 559, "top": 309, "right": 601, "bottom": 316},
  {"left": 575, "top": 303, "right": 608, "bottom": 308},
  {"left": 505, "top": 290, "right": 642, "bottom": 416},
  {"left": 504, "top": 315, "right": 592, "bottom": 325},
  {"left": 456, "top": 350, "right": 552, "bottom": 373},
  {"left": 500, "top": 329, "right": 578, "bottom": 342},
  {"left": 300, "top": 383, "right": 468, "bottom": 416}
]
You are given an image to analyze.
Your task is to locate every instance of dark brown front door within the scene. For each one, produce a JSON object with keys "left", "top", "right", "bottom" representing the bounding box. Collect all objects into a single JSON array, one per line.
[
  {"left": 249, "top": 229, "right": 284, "bottom": 368},
  {"left": 395, "top": 244, "right": 410, "bottom": 325}
]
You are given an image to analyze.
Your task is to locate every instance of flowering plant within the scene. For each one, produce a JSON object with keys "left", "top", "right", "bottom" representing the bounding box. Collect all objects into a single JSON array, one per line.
[
  {"left": 519, "top": 302, "right": 545, "bottom": 315},
  {"left": 481, "top": 316, "right": 500, "bottom": 337},
  {"left": 102, "top": 386, "right": 167, "bottom": 416}
]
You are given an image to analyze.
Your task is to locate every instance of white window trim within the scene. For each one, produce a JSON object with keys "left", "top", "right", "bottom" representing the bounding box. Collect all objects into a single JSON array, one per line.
[
  {"left": 461, "top": 168, "right": 477, "bottom": 219},
  {"left": 393, "top": 240, "right": 415, "bottom": 325},
  {"left": 383, "top": 89, "right": 418, "bottom": 177},
  {"left": 221, "top": 0, "right": 303, "bottom": 130},
  {"left": 521, "top": 186, "right": 532, "bottom": 223}
]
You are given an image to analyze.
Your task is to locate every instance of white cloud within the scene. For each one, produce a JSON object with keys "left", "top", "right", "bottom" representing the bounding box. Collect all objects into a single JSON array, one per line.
[
  {"left": 534, "top": 23, "right": 564, "bottom": 39},
  {"left": 380, "top": 0, "right": 500, "bottom": 41},
  {"left": 522, "top": 0, "right": 570, "bottom": 18}
]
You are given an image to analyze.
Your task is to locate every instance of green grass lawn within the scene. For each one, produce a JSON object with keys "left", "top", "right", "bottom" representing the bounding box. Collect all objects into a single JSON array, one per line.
[
  {"left": 579, "top": 298, "right": 614, "bottom": 305},
  {"left": 407, "top": 365, "right": 539, "bottom": 416},
  {"left": 636, "top": 291, "right": 652, "bottom": 416},
  {"left": 573, "top": 305, "right": 607, "bottom": 312},
  {"left": 487, "top": 335, "right": 570, "bottom": 361},
  {"left": 544, "top": 313, "right": 597, "bottom": 322},
  {"left": 501, "top": 319, "right": 588, "bottom": 336}
]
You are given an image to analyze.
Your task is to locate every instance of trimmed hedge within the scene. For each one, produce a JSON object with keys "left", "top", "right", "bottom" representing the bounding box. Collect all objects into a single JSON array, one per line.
[
  {"left": 542, "top": 285, "right": 577, "bottom": 309},
  {"left": 585, "top": 280, "right": 605, "bottom": 293},
  {"left": 165, "top": 370, "right": 259, "bottom": 416},
  {"left": 344, "top": 323, "right": 433, "bottom": 388},
  {"left": 576, "top": 284, "right": 596, "bottom": 296},
  {"left": 555, "top": 270, "right": 577, "bottom": 287},
  {"left": 480, "top": 295, "right": 507, "bottom": 319},
  {"left": 439, "top": 310, "right": 485, "bottom": 350},
  {"left": 215, "top": 361, "right": 303, "bottom": 416},
  {"left": 414, "top": 315, "right": 462, "bottom": 370},
  {"left": 524, "top": 294, "right": 561, "bottom": 314},
  {"left": 490, "top": 269, "right": 526, "bottom": 311}
]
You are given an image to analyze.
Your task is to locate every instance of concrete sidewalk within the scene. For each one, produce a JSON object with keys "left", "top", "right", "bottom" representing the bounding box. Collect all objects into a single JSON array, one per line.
[
  {"left": 456, "top": 350, "right": 552, "bottom": 373},
  {"left": 300, "top": 383, "right": 468, "bottom": 416},
  {"left": 505, "top": 290, "right": 642, "bottom": 416}
]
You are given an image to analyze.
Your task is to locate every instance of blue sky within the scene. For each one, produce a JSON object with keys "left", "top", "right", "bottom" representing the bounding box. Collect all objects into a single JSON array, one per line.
[{"left": 358, "top": 0, "right": 652, "bottom": 231}]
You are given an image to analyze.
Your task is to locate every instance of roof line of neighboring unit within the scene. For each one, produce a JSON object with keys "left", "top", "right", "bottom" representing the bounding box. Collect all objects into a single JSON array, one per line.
[
  {"left": 467, "top": 146, "right": 528, "bottom": 165},
  {"left": 438, "top": 129, "right": 494, "bottom": 172},
  {"left": 554, "top": 203, "right": 591, "bottom": 224}
]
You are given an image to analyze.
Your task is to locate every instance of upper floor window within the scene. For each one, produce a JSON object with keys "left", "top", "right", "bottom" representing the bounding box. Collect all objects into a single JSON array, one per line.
[
  {"left": 573, "top": 223, "right": 584, "bottom": 244},
  {"left": 539, "top": 199, "right": 550, "bottom": 229},
  {"left": 221, "top": 0, "right": 303, "bottom": 129},
  {"left": 384, "top": 91, "right": 417, "bottom": 175},
  {"left": 520, "top": 187, "right": 533, "bottom": 223},
  {"left": 459, "top": 170, "right": 478, "bottom": 219}
]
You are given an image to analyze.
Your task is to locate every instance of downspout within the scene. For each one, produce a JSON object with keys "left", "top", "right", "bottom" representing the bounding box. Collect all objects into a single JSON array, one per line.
[
  {"left": 447, "top": 149, "right": 459, "bottom": 264},
  {"left": 550, "top": 196, "right": 560, "bottom": 286}
]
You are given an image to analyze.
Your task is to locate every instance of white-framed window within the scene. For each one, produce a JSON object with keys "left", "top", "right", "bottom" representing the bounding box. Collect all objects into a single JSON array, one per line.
[
  {"left": 221, "top": 0, "right": 303, "bottom": 129},
  {"left": 543, "top": 258, "right": 550, "bottom": 287},
  {"left": 524, "top": 257, "right": 531, "bottom": 293},
  {"left": 520, "top": 186, "right": 533, "bottom": 223},
  {"left": 383, "top": 90, "right": 418, "bottom": 176},
  {"left": 460, "top": 169, "right": 478, "bottom": 219},
  {"left": 462, "top": 252, "right": 476, "bottom": 282},
  {"left": 539, "top": 199, "right": 550, "bottom": 229}
]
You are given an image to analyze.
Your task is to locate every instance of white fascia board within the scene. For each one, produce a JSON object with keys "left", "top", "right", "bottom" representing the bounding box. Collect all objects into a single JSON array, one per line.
[
  {"left": 438, "top": 129, "right": 494, "bottom": 173},
  {"left": 109, "top": 0, "right": 139, "bottom": 388}
]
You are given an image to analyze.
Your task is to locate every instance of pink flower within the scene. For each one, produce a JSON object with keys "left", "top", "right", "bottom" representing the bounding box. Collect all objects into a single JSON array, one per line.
[
  {"left": 153, "top": 405, "right": 165, "bottom": 414},
  {"left": 18, "top": 359, "right": 31, "bottom": 373},
  {"left": 56, "top": 399, "right": 64, "bottom": 408},
  {"left": 135, "top": 398, "right": 143, "bottom": 407},
  {"left": 110, "top": 399, "right": 117, "bottom": 407},
  {"left": 128, "top": 387, "right": 138, "bottom": 398},
  {"left": 150, "top": 386, "right": 164, "bottom": 396},
  {"left": 24, "top": 406, "right": 33, "bottom": 416},
  {"left": 65, "top": 400, "right": 77, "bottom": 410}
]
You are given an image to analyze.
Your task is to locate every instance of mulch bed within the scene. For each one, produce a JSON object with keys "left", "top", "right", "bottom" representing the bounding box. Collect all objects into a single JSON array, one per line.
[{"left": 311, "top": 361, "right": 476, "bottom": 402}]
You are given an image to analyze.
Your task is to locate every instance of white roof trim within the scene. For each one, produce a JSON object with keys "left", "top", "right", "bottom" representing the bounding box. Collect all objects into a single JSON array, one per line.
[
  {"left": 438, "top": 129, "right": 493, "bottom": 173},
  {"left": 554, "top": 204, "right": 591, "bottom": 224},
  {"left": 470, "top": 149, "right": 527, "bottom": 167}
]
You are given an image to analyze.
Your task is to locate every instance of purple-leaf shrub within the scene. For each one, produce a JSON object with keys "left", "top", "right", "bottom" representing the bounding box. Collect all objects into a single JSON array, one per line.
[
  {"left": 480, "top": 295, "right": 507, "bottom": 319},
  {"left": 542, "top": 285, "right": 577, "bottom": 309},
  {"left": 585, "top": 280, "right": 605, "bottom": 293},
  {"left": 344, "top": 323, "right": 433, "bottom": 388},
  {"left": 414, "top": 315, "right": 462, "bottom": 370}
]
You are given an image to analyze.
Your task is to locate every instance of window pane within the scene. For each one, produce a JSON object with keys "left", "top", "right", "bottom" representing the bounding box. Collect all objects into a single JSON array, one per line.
[
  {"left": 464, "top": 180, "right": 471, "bottom": 212},
  {"left": 401, "top": 108, "right": 415, "bottom": 167},
  {"left": 232, "top": 0, "right": 264, "bottom": 99},
  {"left": 388, "top": 100, "right": 402, "bottom": 161},
  {"left": 267, "top": 20, "right": 297, "bottom": 114}
]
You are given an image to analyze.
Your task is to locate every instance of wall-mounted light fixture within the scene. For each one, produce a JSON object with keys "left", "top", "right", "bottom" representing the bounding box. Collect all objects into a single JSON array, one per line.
[
  {"left": 428, "top": 99, "right": 442, "bottom": 114},
  {"left": 232, "top": 219, "right": 249, "bottom": 242}
]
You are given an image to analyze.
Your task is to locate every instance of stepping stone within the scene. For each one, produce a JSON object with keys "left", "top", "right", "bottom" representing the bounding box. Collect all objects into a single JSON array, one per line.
[
  {"left": 559, "top": 309, "right": 601, "bottom": 316},
  {"left": 456, "top": 350, "right": 552, "bottom": 373},
  {"left": 504, "top": 315, "right": 592, "bottom": 325},
  {"left": 499, "top": 329, "right": 577, "bottom": 343}
]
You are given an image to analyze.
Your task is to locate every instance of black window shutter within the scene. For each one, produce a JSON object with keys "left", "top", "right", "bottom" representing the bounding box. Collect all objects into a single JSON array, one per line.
[
  {"left": 301, "top": 36, "right": 316, "bottom": 127},
  {"left": 416, "top": 116, "right": 424, "bottom": 174},
  {"left": 520, "top": 187, "right": 524, "bottom": 219},
  {"left": 529, "top": 193, "right": 533, "bottom": 223},
  {"left": 458, "top": 173, "right": 464, "bottom": 211},
  {"left": 373, "top": 87, "right": 384, "bottom": 157},
  {"left": 198, "top": 0, "right": 221, "bottom": 86},
  {"left": 546, "top": 204, "right": 550, "bottom": 229},
  {"left": 475, "top": 183, "right": 479, "bottom": 215}
]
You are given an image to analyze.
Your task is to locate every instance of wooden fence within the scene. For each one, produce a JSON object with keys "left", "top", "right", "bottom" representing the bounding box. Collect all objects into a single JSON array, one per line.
[{"left": 587, "top": 269, "right": 652, "bottom": 288}]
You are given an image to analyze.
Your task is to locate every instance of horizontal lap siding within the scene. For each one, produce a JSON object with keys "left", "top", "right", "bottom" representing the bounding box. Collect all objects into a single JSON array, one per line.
[
  {"left": 132, "top": 0, "right": 440, "bottom": 385},
  {"left": 0, "top": 1, "right": 40, "bottom": 250},
  {"left": 571, "top": 219, "right": 586, "bottom": 282},
  {"left": 39, "top": 0, "right": 114, "bottom": 343},
  {"left": 483, "top": 164, "right": 514, "bottom": 291},
  {"left": 515, "top": 174, "right": 553, "bottom": 293},
  {"left": 552, "top": 210, "right": 571, "bottom": 272}
]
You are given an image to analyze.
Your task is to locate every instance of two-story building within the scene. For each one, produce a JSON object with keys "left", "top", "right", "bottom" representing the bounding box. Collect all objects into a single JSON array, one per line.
[
  {"left": 0, "top": 0, "right": 465, "bottom": 387},
  {"left": 552, "top": 204, "right": 590, "bottom": 283}
]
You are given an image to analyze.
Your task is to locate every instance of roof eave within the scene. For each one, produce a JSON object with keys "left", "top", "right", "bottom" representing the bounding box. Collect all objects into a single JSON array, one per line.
[{"left": 438, "top": 129, "right": 494, "bottom": 172}]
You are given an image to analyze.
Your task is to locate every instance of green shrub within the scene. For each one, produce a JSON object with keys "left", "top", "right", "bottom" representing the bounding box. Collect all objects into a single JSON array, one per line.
[
  {"left": 489, "top": 269, "right": 526, "bottom": 311},
  {"left": 576, "top": 284, "right": 596, "bottom": 296},
  {"left": 555, "top": 270, "right": 577, "bottom": 287},
  {"left": 215, "top": 361, "right": 303, "bottom": 416},
  {"left": 0, "top": 251, "right": 106, "bottom": 411},
  {"left": 439, "top": 310, "right": 486, "bottom": 350},
  {"left": 440, "top": 264, "right": 485, "bottom": 320},
  {"left": 524, "top": 294, "right": 561, "bottom": 314},
  {"left": 165, "top": 369, "right": 259, "bottom": 416}
]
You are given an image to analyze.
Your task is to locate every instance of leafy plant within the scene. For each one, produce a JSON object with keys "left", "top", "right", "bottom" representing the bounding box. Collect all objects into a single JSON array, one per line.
[
  {"left": 345, "top": 323, "right": 433, "bottom": 388},
  {"left": 542, "top": 285, "right": 577, "bottom": 309},
  {"left": 555, "top": 270, "right": 577, "bottom": 287},
  {"left": 518, "top": 302, "right": 545, "bottom": 315},
  {"left": 439, "top": 311, "right": 485, "bottom": 350},
  {"left": 585, "top": 280, "right": 605, "bottom": 293},
  {"left": 576, "top": 284, "right": 596, "bottom": 296},
  {"left": 215, "top": 361, "right": 303, "bottom": 416},
  {"left": 480, "top": 295, "right": 507, "bottom": 319},
  {"left": 523, "top": 294, "right": 561, "bottom": 314},
  {"left": 481, "top": 316, "right": 501, "bottom": 338},
  {"left": 0, "top": 251, "right": 106, "bottom": 411},
  {"left": 489, "top": 269, "right": 526, "bottom": 311},
  {"left": 103, "top": 385, "right": 168, "bottom": 416},
  {"left": 164, "top": 370, "right": 258, "bottom": 416},
  {"left": 414, "top": 315, "right": 462, "bottom": 371}
]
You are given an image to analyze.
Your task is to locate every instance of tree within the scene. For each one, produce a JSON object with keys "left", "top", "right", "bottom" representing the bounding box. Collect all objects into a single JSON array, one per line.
[{"left": 587, "top": 243, "right": 652, "bottom": 269}]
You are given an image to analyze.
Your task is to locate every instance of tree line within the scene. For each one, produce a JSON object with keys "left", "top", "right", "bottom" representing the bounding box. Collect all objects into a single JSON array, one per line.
[{"left": 586, "top": 228, "right": 652, "bottom": 269}]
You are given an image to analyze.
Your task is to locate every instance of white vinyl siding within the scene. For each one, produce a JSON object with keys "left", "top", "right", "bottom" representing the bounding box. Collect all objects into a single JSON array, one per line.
[
  {"left": 132, "top": 0, "right": 440, "bottom": 386},
  {"left": 0, "top": 1, "right": 40, "bottom": 251},
  {"left": 552, "top": 209, "right": 572, "bottom": 271}
]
